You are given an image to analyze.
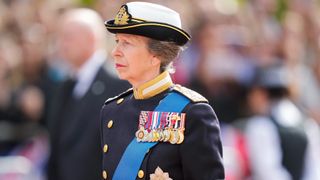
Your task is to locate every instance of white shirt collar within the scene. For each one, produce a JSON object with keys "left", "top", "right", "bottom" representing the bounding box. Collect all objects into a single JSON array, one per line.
[{"left": 73, "top": 50, "right": 106, "bottom": 98}]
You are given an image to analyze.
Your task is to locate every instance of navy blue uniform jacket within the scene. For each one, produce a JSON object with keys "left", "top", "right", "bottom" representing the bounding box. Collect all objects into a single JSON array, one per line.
[{"left": 100, "top": 85, "right": 225, "bottom": 180}]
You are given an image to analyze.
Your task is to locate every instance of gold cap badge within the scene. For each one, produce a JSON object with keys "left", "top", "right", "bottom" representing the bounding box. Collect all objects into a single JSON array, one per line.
[{"left": 114, "top": 5, "right": 131, "bottom": 25}]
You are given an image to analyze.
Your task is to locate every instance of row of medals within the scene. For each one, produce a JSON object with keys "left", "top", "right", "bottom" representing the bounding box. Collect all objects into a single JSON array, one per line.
[{"left": 136, "top": 128, "right": 184, "bottom": 144}]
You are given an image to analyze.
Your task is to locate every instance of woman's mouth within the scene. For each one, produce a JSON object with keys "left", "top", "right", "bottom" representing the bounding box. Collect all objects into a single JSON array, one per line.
[{"left": 115, "top": 63, "right": 127, "bottom": 68}]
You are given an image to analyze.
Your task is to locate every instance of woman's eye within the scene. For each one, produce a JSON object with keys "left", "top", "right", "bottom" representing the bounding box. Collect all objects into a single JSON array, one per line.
[
  {"left": 115, "top": 39, "right": 132, "bottom": 46},
  {"left": 123, "top": 40, "right": 130, "bottom": 45}
]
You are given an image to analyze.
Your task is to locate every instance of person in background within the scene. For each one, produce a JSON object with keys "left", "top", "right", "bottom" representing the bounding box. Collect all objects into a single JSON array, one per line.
[
  {"left": 47, "top": 8, "right": 129, "bottom": 180},
  {"left": 100, "top": 2, "right": 224, "bottom": 180},
  {"left": 244, "top": 64, "right": 320, "bottom": 180}
]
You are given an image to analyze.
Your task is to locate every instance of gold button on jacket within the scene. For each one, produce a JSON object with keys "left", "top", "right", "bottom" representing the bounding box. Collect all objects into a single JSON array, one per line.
[
  {"left": 107, "top": 120, "right": 113, "bottom": 128},
  {"left": 138, "top": 170, "right": 144, "bottom": 178},
  {"left": 103, "top": 144, "right": 108, "bottom": 153},
  {"left": 102, "top": 170, "right": 107, "bottom": 179},
  {"left": 116, "top": 98, "right": 124, "bottom": 104}
]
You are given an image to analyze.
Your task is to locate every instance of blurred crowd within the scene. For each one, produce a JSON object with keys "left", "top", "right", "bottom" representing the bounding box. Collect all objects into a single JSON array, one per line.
[{"left": 1, "top": 0, "right": 320, "bottom": 179}]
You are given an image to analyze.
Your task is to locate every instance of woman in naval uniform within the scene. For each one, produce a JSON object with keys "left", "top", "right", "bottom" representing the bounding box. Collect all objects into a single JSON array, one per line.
[{"left": 100, "top": 2, "right": 225, "bottom": 180}]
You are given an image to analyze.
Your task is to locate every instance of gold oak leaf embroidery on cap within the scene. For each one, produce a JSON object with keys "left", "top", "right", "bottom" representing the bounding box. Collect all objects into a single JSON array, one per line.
[{"left": 114, "top": 5, "right": 131, "bottom": 25}]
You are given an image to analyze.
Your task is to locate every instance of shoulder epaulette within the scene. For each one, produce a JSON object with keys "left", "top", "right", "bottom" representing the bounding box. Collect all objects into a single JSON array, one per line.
[
  {"left": 104, "top": 88, "right": 133, "bottom": 104},
  {"left": 172, "top": 84, "right": 208, "bottom": 103}
]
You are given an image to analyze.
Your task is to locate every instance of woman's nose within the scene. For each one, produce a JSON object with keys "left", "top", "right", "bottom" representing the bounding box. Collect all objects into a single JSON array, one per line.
[{"left": 111, "top": 44, "right": 122, "bottom": 58}]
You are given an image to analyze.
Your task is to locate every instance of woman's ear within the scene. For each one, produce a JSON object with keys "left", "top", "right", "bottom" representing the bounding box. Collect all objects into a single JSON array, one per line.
[{"left": 151, "top": 55, "right": 161, "bottom": 67}]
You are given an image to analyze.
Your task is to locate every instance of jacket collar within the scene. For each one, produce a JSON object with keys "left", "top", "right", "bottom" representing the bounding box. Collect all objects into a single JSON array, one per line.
[{"left": 133, "top": 71, "right": 173, "bottom": 99}]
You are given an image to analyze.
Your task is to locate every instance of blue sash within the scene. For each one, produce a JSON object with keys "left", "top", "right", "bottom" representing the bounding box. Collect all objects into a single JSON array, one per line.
[{"left": 112, "top": 92, "right": 190, "bottom": 180}]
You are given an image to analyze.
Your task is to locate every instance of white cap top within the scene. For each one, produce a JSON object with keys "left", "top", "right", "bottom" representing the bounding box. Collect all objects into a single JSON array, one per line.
[{"left": 126, "top": 2, "right": 182, "bottom": 28}]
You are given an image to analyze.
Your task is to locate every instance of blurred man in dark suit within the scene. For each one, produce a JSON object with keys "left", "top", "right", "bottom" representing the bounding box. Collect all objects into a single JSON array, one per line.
[{"left": 47, "top": 8, "right": 129, "bottom": 180}]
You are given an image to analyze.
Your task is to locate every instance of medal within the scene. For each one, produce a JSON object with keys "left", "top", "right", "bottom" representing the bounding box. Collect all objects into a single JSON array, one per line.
[
  {"left": 163, "top": 129, "right": 170, "bottom": 142},
  {"left": 177, "top": 130, "right": 184, "bottom": 144},
  {"left": 147, "top": 130, "right": 153, "bottom": 142},
  {"left": 169, "top": 130, "right": 180, "bottom": 144},
  {"left": 152, "top": 130, "right": 160, "bottom": 142},
  {"left": 158, "top": 130, "right": 164, "bottom": 141},
  {"left": 177, "top": 113, "right": 185, "bottom": 144},
  {"left": 135, "top": 128, "right": 145, "bottom": 142}
]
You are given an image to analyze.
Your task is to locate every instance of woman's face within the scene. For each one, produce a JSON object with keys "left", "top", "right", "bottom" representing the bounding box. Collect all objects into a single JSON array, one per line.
[{"left": 111, "top": 33, "right": 160, "bottom": 85}]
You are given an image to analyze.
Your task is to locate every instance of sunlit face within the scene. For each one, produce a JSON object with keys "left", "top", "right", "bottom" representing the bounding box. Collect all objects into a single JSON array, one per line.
[{"left": 111, "top": 33, "right": 160, "bottom": 85}]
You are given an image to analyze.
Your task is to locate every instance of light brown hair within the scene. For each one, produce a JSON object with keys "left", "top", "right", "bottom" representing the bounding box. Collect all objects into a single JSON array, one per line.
[{"left": 147, "top": 39, "right": 183, "bottom": 73}]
